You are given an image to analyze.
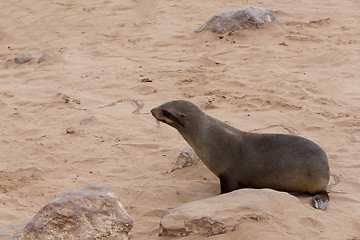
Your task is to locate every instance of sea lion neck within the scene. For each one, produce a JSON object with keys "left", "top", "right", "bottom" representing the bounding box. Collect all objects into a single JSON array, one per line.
[
  {"left": 177, "top": 111, "right": 209, "bottom": 146},
  {"left": 179, "top": 112, "right": 242, "bottom": 158}
]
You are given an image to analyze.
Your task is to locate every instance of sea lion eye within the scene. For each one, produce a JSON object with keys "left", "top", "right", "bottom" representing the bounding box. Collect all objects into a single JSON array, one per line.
[
  {"left": 162, "top": 110, "right": 171, "bottom": 118},
  {"left": 180, "top": 113, "right": 187, "bottom": 119},
  {"left": 161, "top": 110, "right": 185, "bottom": 127}
]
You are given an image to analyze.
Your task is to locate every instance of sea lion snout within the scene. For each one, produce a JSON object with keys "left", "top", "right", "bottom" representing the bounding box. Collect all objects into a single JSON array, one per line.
[
  {"left": 150, "top": 108, "right": 159, "bottom": 119},
  {"left": 151, "top": 103, "right": 186, "bottom": 128},
  {"left": 151, "top": 107, "right": 166, "bottom": 124},
  {"left": 151, "top": 106, "right": 178, "bottom": 127}
]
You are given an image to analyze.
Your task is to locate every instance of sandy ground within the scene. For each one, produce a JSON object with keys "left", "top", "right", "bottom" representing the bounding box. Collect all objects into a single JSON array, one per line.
[{"left": 1, "top": 0, "right": 360, "bottom": 239}]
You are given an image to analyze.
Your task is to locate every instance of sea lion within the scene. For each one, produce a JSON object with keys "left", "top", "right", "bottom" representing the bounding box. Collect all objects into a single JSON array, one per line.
[{"left": 151, "top": 100, "right": 330, "bottom": 210}]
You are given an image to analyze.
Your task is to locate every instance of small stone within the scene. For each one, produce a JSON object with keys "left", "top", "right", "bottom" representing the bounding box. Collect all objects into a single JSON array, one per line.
[
  {"left": 62, "top": 95, "right": 71, "bottom": 103},
  {"left": 195, "top": 6, "right": 279, "bottom": 34},
  {"left": 66, "top": 126, "right": 76, "bottom": 134},
  {"left": 72, "top": 98, "right": 81, "bottom": 105},
  {"left": 171, "top": 145, "right": 200, "bottom": 172},
  {"left": 2, "top": 58, "right": 14, "bottom": 65},
  {"left": 37, "top": 52, "right": 63, "bottom": 63},
  {"left": 309, "top": 18, "right": 330, "bottom": 24},
  {"left": 14, "top": 53, "right": 34, "bottom": 64},
  {"left": 141, "top": 78, "right": 152, "bottom": 82},
  {"left": 58, "top": 90, "right": 82, "bottom": 105}
]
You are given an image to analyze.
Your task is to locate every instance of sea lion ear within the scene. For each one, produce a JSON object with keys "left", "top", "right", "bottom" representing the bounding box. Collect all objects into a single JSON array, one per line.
[{"left": 180, "top": 113, "right": 187, "bottom": 119}]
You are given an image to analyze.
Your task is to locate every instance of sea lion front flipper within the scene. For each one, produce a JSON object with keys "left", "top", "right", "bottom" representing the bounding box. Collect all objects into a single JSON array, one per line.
[{"left": 312, "top": 191, "right": 329, "bottom": 210}]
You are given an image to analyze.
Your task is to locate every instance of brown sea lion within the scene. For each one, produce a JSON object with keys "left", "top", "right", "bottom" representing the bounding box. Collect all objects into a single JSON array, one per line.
[{"left": 151, "top": 100, "right": 330, "bottom": 210}]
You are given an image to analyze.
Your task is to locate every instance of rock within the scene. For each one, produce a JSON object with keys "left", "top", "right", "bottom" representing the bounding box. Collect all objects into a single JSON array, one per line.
[
  {"left": 195, "top": 6, "right": 278, "bottom": 34},
  {"left": 66, "top": 126, "right": 76, "bottom": 134},
  {"left": 14, "top": 53, "right": 34, "bottom": 64},
  {"left": 0, "top": 222, "right": 28, "bottom": 240},
  {"left": 1, "top": 58, "right": 14, "bottom": 65},
  {"left": 21, "top": 184, "right": 133, "bottom": 240},
  {"left": 171, "top": 145, "right": 200, "bottom": 172},
  {"left": 37, "top": 52, "right": 63, "bottom": 63},
  {"left": 56, "top": 90, "right": 82, "bottom": 105},
  {"left": 159, "top": 188, "right": 300, "bottom": 237}
]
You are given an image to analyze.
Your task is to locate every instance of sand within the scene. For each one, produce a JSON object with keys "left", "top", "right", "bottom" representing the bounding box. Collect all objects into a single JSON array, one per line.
[{"left": 0, "top": 0, "right": 360, "bottom": 239}]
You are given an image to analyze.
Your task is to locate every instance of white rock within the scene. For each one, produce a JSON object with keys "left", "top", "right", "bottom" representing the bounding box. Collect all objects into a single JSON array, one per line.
[
  {"left": 159, "top": 188, "right": 300, "bottom": 237},
  {"left": 195, "top": 6, "right": 278, "bottom": 34},
  {"left": 171, "top": 145, "right": 200, "bottom": 172}
]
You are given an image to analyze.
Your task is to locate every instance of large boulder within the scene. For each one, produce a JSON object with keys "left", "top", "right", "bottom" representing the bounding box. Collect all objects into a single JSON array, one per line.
[
  {"left": 159, "top": 188, "right": 301, "bottom": 237},
  {"left": 195, "top": 6, "right": 278, "bottom": 34},
  {"left": 21, "top": 184, "right": 133, "bottom": 240}
]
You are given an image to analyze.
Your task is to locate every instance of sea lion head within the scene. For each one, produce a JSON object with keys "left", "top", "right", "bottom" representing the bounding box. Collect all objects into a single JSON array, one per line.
[{"left": 151, "top": 100, "right": 203, "bottom": 132}]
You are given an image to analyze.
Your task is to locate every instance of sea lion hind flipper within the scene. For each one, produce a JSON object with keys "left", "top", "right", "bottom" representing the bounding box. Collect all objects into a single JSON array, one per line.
[{"left": 312, "top": 191, "right": 329, "bottom": 210}]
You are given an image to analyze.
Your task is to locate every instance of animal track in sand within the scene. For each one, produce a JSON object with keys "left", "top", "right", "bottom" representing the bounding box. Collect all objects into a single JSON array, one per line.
[
  {"left": 249, "top": 124, "right": 299, "bottom": 135},
  {"left": 328, "top": 173, "right": 341, "bottom": 193},
  {"left": 55, "top": 90, "right": 144, "bottom": 115},
  {"left": 98, "top": 99, "right": 144, "bottom": 114}
]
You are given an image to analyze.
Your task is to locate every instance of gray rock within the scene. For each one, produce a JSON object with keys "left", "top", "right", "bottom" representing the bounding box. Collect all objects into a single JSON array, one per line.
[
  {"left": 21, "top": 184, "right": 133, "bottom": 240},
  {"left": 37, "top": 52, "right": 63, "bottom": 63},
  {"left": 1, "top": 58, "right": 14, "bottom": 65},
  {"left": 14, "top": 53, "right": 34, "bottom": 64},
  {"left": 171, "top": 145, "right": 200, "bottom": 172},
  {"left": 0, "top": 222, "right": 28, "bottom": 240},
  {"left": 195, "top": 6, "right": 278, "bottom": 34},
  {"left": 159, "top": 188, "right": 300, "bottom": 237}
]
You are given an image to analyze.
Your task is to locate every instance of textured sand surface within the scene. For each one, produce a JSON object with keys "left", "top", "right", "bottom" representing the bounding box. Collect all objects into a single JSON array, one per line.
[{"left": 1, "top": 0, "right": 360, "bottom": 239}]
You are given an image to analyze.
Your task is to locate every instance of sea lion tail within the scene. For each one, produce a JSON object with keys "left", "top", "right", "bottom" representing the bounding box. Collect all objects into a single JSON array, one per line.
[{"left": 312, "top": 191, "right": 329, "bottom": 210}]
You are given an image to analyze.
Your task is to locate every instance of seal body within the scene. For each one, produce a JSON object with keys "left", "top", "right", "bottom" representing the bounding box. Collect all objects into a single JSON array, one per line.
[{"left": 151, "top": 100, "right": 330, "bottom": 210}]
